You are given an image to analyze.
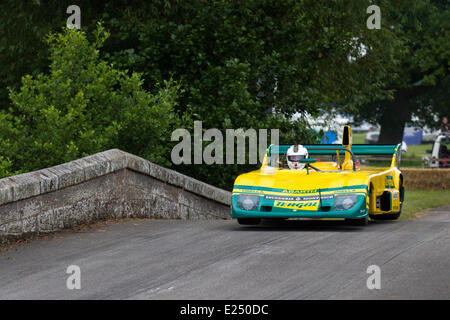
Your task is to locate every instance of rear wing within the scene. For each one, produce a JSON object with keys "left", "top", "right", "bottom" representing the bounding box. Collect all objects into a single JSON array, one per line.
[
  {"left": 267, "top": 143, "right": 402, "bottom": 168},
  {"left": 268, "top": 144, "right": 400, "bottom": 155},
  {"left": 265, "top": 125, "right": 402, "bottom": 169}
]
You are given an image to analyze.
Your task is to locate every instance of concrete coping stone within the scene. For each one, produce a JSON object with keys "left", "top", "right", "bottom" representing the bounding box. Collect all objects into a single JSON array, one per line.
[{"left": 0, "top": 149, "right": 231, "bottom": 206}]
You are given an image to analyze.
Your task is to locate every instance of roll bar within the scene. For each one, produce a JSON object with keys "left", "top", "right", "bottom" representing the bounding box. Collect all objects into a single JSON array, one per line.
[{"left": 306, "top": 147, "right": 356, "bottom": 171}]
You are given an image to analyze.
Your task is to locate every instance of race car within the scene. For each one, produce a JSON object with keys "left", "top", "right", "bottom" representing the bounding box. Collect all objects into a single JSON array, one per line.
[{"left": 230, "top": 125, "right": 405, "bottom": 226}]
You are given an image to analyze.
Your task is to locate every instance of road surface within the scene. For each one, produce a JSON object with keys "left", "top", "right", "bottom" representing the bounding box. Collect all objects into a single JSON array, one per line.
[{"left": 1, "top": 207, "right": 449, "bottom": 299}]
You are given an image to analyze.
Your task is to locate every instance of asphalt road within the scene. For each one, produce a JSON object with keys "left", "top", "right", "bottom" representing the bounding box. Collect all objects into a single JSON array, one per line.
[{"left": 1, "top": 207, "right": 449, "bottom": 300}]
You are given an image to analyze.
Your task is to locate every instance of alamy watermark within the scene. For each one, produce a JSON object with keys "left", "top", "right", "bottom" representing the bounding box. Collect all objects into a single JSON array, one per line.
[
  {"left": 366, "top": 264, "right": 381, "bottom": 290},
  {"left": 366, "top": 5, "right": 381, "bottom": 30},
  {"left": 67, "top": 5, "right": 81, "bottom": 30},
  {"left": 66, "top": 265, "right": 81, "bottom": 290},
  {"left": 171, "top": 121, "right": 279, "bottom": 165}
]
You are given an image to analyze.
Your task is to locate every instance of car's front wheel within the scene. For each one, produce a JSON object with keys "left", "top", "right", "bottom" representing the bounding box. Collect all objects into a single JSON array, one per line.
[{"left": 237, "top": 218, "right": 261, "bottom": 225}]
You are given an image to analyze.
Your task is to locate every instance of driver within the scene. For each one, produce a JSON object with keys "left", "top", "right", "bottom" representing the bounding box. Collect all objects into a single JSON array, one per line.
[{"left": 286, "top": 145, "right": 309, "bottom": 170}]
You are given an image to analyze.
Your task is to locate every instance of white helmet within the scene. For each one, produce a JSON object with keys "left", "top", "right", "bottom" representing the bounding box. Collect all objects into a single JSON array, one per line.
[{"left": 286, "top": 145, "right": 309, "bottom": 170}]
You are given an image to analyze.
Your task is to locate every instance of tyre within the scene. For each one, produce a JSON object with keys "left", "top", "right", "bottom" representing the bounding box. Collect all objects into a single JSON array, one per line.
[
  {"left": 345, "top": 215, "right": 369, "bottom": 226},
  {"left": 369, "top": 212, "right": 400, "bottom": 220},
  {"left": 398, "top": 177, "right": 404, "bottom": 214},
  {"left": 237, "top": 218, "right": 261, "bottom": 225}
]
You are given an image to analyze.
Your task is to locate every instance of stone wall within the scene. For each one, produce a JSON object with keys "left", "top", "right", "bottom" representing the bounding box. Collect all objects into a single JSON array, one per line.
[{"left": 0, "top": 150, "right": 231, "bottom": 243}]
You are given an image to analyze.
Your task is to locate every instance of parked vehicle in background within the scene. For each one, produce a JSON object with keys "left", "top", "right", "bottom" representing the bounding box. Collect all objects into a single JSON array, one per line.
[
  {"left": 364, "top": 132, "right": 407, "bottom": 153},
  {"left": 365, "top": 131, "right": 379, "bottom": 144},
  {"left": 351, "top": 122, "right": 378, "bottom": 133},
  {"left": 422, "top": 127, "right": 440, "bottom": 143},
  {"left": 422, "top": 135, "right": 450, "bottom": 168},
  {"left": 366, "top": 126, "right": 437, "bottom": 145}
]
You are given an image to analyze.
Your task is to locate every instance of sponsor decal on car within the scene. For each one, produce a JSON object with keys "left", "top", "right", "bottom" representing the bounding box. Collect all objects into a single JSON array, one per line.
[
  {"left": 233, "top": 186, "right": 367, "bottom": 197},
  {"left": 281, "top": 189, "right": 318, "bottom": 194},
  {"left": 264, "top": 195, "right": 334, "bottom": 201},
  {"left": 273, "top": 200, "right": 319, "bottom": 210},
  {"left": 385, "top": 176, "right": 395, "bottom": 189}
]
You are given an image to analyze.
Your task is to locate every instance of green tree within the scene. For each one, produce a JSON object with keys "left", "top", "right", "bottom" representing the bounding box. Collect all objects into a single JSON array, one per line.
[
  {"left": 102, "top": 1, "right": 397, "bottom": 119},
  {"left": 354, "top": 0, "right": 450, "bottom": 143},
  {"left": 98, "top": 0, "right": 399, "bottom": 188},
  {"left": 0, "top": 24, "right": 183, "bottom": 176},
  {"left": 0, "top": 1, "right": 404, "bottom": 190},
  {"left": 0, "top": 0, "right": 108, "bottom": 111}
]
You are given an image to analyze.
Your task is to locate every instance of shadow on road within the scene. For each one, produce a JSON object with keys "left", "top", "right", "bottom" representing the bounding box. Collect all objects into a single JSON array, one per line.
[{"left": 226, "top": 218, "right": 396, "bottom": 232}]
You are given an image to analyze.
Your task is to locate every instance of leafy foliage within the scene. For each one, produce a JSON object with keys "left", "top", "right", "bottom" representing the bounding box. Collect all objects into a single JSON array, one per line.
[
  {"left": 96, "top": 0, "right": 398, "bottom": 188},
  {"left": 354, "top": 0, "right": 450, "bottom": 142},
  {"left": 0, "top": 1, "right": 432, "bottom": 190},
  {"left": 101, "top": 1, "right": 397, "bottom": 119},
  {"left": 0, "top": 0, "right": 108, "bottom": 111},
  {"left": 0, "top": 24, "right": 183, "bottom": 175}
]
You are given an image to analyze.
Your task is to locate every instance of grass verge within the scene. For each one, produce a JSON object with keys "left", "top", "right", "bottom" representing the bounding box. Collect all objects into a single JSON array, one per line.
[{"left": 400, "top": 189, "right": 450, "bottom": 220}]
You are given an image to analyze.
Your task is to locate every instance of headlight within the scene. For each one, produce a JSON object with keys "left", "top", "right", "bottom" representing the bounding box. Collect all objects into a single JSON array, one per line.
[
  {"left": 237, "top": 194, "right": 260, "bottom": 211},
  {"left": 334, "top": 195, "right": 358, "bottom": 211}
]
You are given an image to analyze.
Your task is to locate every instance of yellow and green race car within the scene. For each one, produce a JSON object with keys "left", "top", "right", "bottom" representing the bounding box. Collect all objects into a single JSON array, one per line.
[{"left": 231, "top": 126, "right": 405, "bottom": 226}]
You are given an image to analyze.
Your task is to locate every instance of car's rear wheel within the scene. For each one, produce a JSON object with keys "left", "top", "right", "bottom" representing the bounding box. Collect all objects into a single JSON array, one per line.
[
  {"left": 237, "top": 218, "right": 261, "bottom": 225},
  {"left": 398, "top": 176, "right": 404, "bottom": 214},
  {"left": 370, "top": 212, "right": 400, "bottom": 220}
]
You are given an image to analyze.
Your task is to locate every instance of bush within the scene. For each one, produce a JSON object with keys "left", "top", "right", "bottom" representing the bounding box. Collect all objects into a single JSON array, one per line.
[{"left": 0, "top": 24, "right": 183, "bottom": 177}]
